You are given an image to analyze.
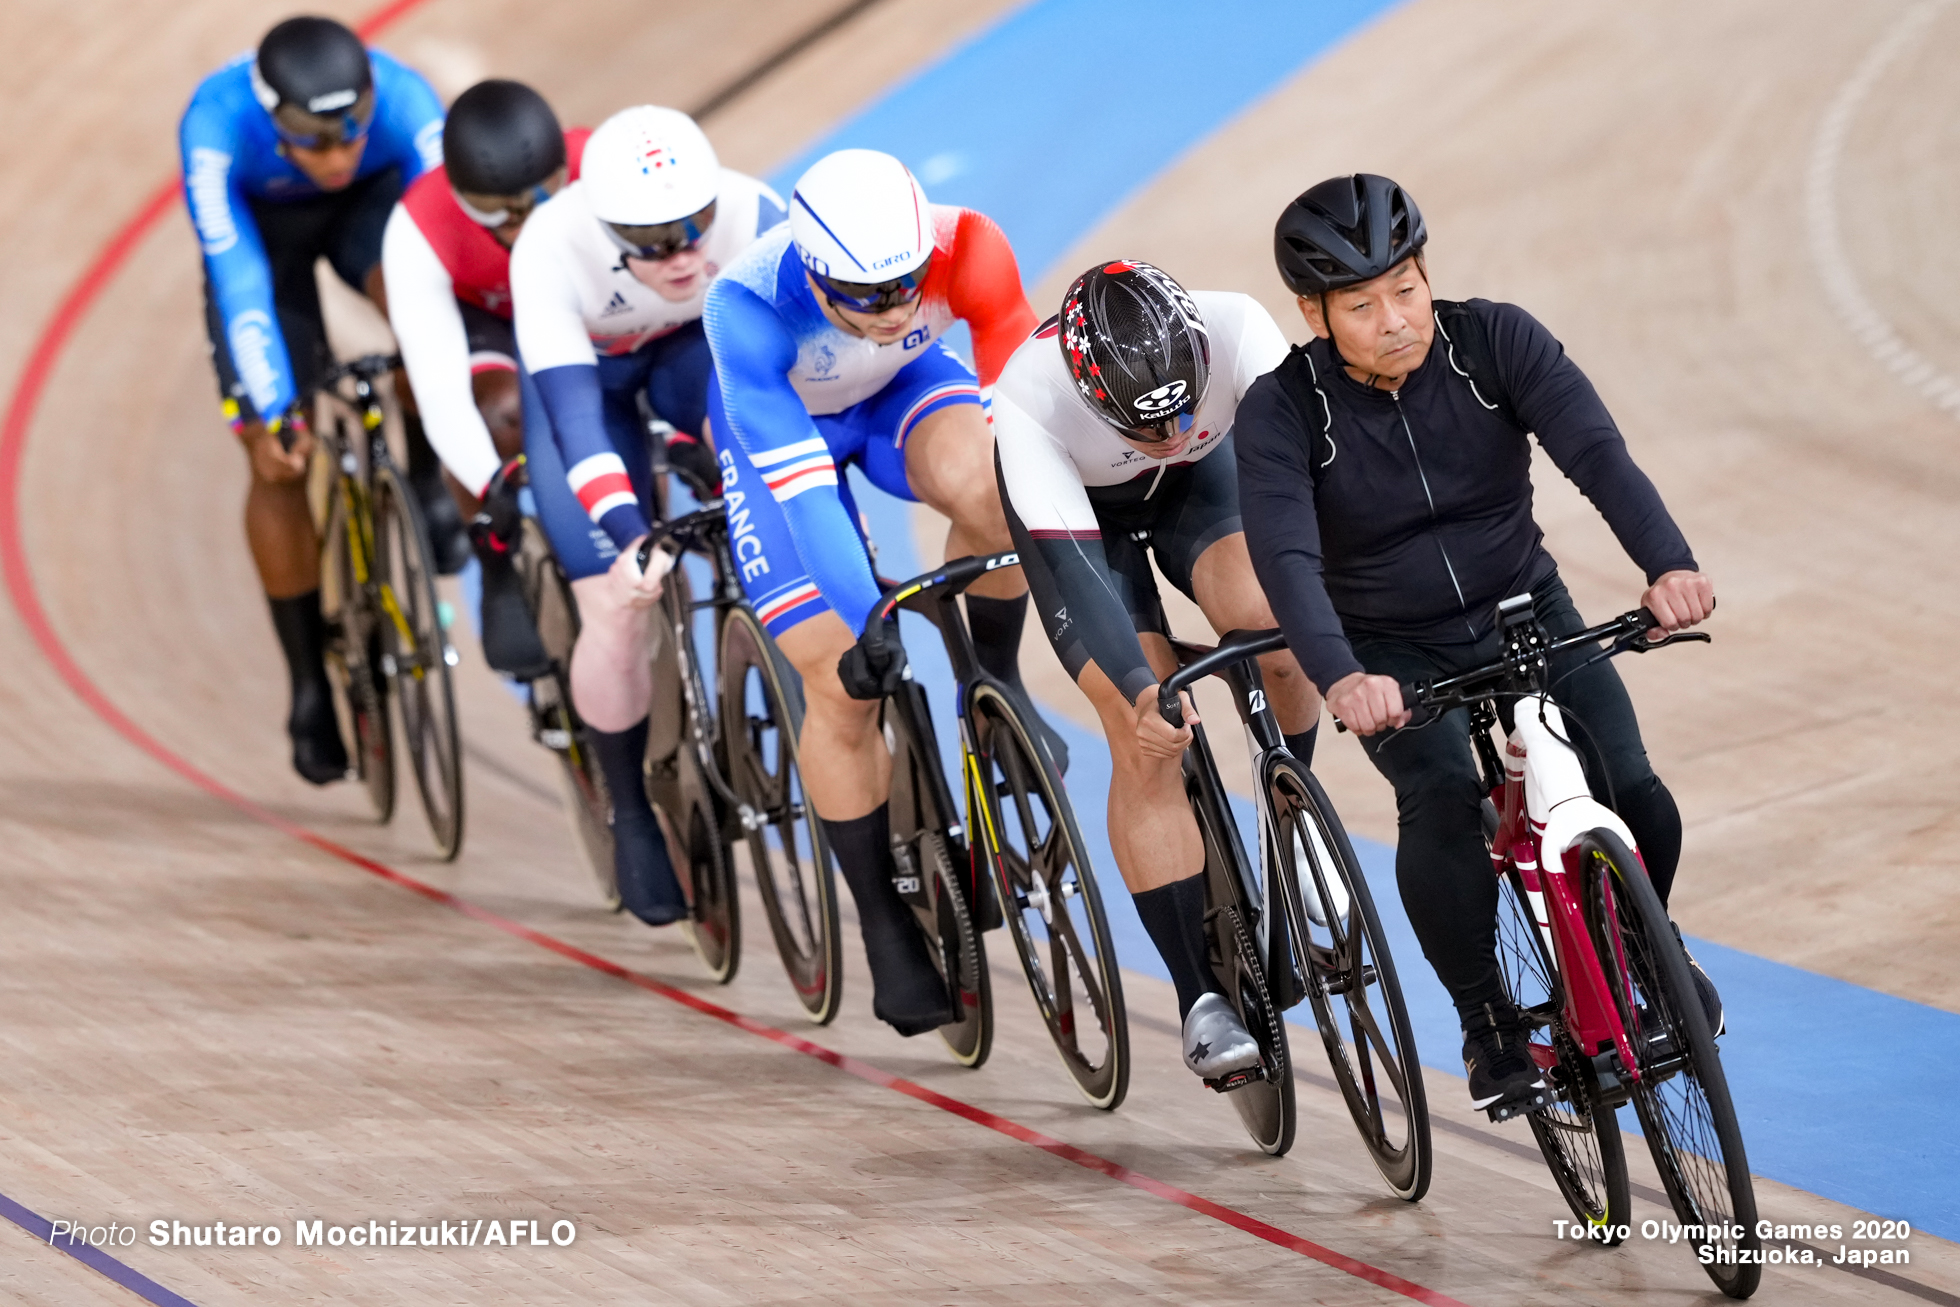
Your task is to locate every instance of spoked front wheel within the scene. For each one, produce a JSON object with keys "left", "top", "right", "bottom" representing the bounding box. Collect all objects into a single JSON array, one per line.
[
  {"left": 1268, "top": 757, "right": 1429, "bottom": 1200},
  {"left": 1581, "top": 829, "right": 1760, "bottom": 1298},
  {"left": 969, "top": 682, "right": 1128, "bottom": 1109},
  {"left": 319, "top": 473, "right": 393, "bottom": 819},
  {"left": 1490, "top": 845, "right": 1631, "bottom": 1242},
  {"left": 373, "top": 465, "right": 464, "bottom": 859},
  {"left": 719, "top": 607, "right": 842, "bottom": 1023}
]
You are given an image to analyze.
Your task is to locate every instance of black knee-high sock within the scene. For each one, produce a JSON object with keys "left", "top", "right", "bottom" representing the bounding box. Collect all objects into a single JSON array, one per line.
[
  {"left": 824, "top": 804, "right": 950, "bottom": 1032},
  {"left": 267, "top": 591, "right": 332, "bottom": 717},
  {"left": 1284, "top": 723, "right": 1319, "bottom": 769},
  {"left": 1132, "top": 872, "right": 1218, "bottom": 1020},
  {"left": 589, "top": 717, "right": 682, "bottom": 923},
  {"left": 965, "top": 593, "right": 1029, "bottom": 691}
]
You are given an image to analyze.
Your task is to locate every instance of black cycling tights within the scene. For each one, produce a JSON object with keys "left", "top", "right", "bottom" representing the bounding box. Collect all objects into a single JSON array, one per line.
[{"left": 1353, "top": 577, "right": 1682, "bottom": 1020}]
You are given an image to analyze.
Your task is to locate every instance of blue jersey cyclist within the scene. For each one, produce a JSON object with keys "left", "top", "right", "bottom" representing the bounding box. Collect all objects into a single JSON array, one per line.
[
  {"left": 509, "top": 105, "right": 783, "bottom": 927},
  {"left": 703, "top": 148, "right": 1049, "bottom": 1038},
  {"left": 180, "top": 16, "right": 444, "bottom": 786}
]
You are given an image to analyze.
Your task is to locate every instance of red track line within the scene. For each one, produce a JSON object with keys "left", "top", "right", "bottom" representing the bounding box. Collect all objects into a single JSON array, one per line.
[{"left": 0, "top": 28, "right": 1467, "bottom": 1307}]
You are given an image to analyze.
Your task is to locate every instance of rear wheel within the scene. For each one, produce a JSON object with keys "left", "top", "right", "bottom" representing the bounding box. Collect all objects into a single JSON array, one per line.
[
  {"left": 1489, "top": 840, "right": 1632, "bottom": 1243},
  {"left": 515, "top": 523, "right": 617, "bottom": 907},
  {"left": 969, "top": 683, "right": 1127, "bottom": 1109},
  {"left": 1269, "top": 758, "right": 1429, "bottom": 1199},
  {"left": 720, "top": 606, "right": 841, "bottom": 1023},
  {"left": 373, "top": 466, "right": 464, "bottom": 859},
  {"left": 1581, "top": 828, "right": 1760, "bottom": 1298},
  {"left": 320, "top": 472, "right": 393, "bottom": 820}
]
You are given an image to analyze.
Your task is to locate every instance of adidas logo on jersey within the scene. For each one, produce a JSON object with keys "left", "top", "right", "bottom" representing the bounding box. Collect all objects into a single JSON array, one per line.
[{"left": 600, "top": 291, "right": 632, "bottom": 317}]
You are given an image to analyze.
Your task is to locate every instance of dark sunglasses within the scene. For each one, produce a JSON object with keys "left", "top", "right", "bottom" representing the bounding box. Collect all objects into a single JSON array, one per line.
[
  {"left": 604, "top": 199, "right": 717, "bottom": 262},
  {"left": 453, "top": 175, "right": 563, "bottom": 229},
  {"left": 270, "top": 87, "right": 376, "bottom": 150},
  {"left": 810, "top": 254, "right": 932, "bottom": 314}
]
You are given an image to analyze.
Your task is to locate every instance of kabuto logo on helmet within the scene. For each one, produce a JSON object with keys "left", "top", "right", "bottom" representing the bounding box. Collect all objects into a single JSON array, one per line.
[
  {"left": 1133, "top": 380, "right": 1188, "bottom": 414},
  {"left": 307, "top": 88, "right": 359, "bottom": 113}
]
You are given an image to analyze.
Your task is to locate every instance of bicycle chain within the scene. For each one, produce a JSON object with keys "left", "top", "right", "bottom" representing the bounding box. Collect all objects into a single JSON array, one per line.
[{"left": 1223, "top": 904, "right": 1287, "bottom": 1084}]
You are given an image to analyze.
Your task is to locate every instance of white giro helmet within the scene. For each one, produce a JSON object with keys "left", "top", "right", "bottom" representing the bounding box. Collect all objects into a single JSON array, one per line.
[
  {"left": 582, "top": 105, "right": 719, "bottom": 227},
  {"left": 790, "top": 149, "right": 933, "bottom": 302}
]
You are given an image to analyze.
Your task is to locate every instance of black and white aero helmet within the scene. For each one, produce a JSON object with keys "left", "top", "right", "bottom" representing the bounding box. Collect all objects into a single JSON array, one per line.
[{"left": 1059, "top": 260, "right": 1210, "bottom": 442}]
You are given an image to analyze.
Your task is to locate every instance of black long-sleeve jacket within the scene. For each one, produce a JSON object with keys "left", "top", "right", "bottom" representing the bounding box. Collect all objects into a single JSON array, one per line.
[{"left": 1236, "top": 299, "right": 1697, "bottom": 692}]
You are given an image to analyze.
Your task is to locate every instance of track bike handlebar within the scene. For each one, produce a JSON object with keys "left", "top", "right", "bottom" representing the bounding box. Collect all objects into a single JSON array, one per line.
[
  {"left": 632, "top": 500, "right": 730, "bottom": 574},
  {"left": 1332, "top": 603, "right": 1712, "bottom": 733},
  {"left": 859, "top": 551, "right": 1022, "bottom": 659},
  {"left": 1156, "top": 628, "right": 1289, "bottom": 728},
  {"left": 290, "top": 352, "right": 406, "bottom": 452}
]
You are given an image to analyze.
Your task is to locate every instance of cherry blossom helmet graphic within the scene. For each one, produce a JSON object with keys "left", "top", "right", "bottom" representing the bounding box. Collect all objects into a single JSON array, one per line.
[
  {"left": 584, "top": 105, "right": 721, "bottom": 261},
  {"left": 1059, "top": 260, "right": 1211, "bottom": 443},
  {"left": 790, "top": 148, "right": 935, "bottom": 313}
]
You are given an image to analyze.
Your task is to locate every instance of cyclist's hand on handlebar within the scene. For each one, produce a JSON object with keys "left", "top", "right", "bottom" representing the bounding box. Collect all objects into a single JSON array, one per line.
[
  {"left": 1136, "top": 683, "right": 1196, "bottom": 760},
  {"left": 236, "top": 411, "right": 312, "bottom": 483},
  {"left": 838, "top": 615, "right": 907, "bottom": 700},
  {"left": 468, "top": 457, "right": 526, "bottom": 556},
  {"left": 607, "top": 534, "right": 668, "bottom": 610},
  {"left": 1326, "top": 671, "right": 1409, "bottom": 736},
  {"left": 1640, "top": 569, "right": 1715, "bottom": 640}
]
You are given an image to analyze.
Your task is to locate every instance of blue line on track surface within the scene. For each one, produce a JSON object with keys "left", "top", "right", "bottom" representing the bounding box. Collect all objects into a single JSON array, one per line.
[
  {"left": 761, "top": 0, "right": 1960, "bottom": 1241},
  {"left": 0, "top": 1192, "right": 200, "bottom": 1306}
]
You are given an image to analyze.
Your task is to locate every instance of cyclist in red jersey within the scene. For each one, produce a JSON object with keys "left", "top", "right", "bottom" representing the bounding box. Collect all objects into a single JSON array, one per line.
[{"left": 382, "top": 80, "right": 586, "bottom": 674}]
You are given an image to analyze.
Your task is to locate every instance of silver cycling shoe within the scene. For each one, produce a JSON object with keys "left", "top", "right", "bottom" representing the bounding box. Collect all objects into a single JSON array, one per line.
[{"left": 1183, "top": 992, "right": 1261, "bottom": 1078}]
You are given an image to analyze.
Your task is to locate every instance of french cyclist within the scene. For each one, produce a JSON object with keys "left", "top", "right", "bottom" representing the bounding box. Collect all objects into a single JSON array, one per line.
[
  {"left": 382, "top": 78, "right": 588, "bottom": 677},
  {"left": 510, "top": 104, "right": 784, "bottom": 926},
  {"left": 181, "top": 15, "right": 444, "bottom": 785},
  {"left": 992, "top": 261, "right": 1321, "bottom": 1080},
  {"left": 703, "top": 148, "right": 1055, "bottom": 1036},
  {"left": 1234, "top": 174, "right": 1721, "bottom": 1116}
]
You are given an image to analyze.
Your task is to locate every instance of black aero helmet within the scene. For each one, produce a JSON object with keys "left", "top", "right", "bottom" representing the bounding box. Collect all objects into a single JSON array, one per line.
[
  {"left": 252, "top": 16, "right": 373, "bottom": 146},
  {"left": 1274, "top": 173, "right": 1427, "bottom": 295},
  {"left": 444, "top": 80, "right": 566, "bottom": 196},
  {"left": 1060, "top": 260, "right": 1210, "bottom": 442}
]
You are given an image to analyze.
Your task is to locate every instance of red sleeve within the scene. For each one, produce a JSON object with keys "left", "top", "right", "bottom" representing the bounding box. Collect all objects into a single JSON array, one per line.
[
  {"left": 942, "top": 209, "right": 1036, "bottom": 388},
  {"left": 564, "top": 127, "right": 593, "bottom": 181}
]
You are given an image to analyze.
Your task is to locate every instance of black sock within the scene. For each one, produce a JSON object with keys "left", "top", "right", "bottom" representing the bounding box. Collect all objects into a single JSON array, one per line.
[
  {"left": 965, "top": 593, "right": 1028, "bottom": 691},
  {"left": 588, "top": 717, "right": 682, "bottom": 923},
  {"left": 1132, "top": 872, "right": 1218, "bottom": 1020},
  {"left": 824, "top": 804, "right": 951, "bottom": 1033},
  {"left": 1284, "top": 723, "right": 1319, "bottom": 768},
  {"left": 267, "top": 591, "right": 332, "bottom": 712},
  {"left": 588, "top": 716, "right": 655, "bottom": 826},
  {"left": 823, "top": 804, "right": 913, "bottom": 940}
]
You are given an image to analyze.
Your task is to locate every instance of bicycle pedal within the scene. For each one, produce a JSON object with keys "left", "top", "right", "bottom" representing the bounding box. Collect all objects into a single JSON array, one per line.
[
  {"left": 1485, "top": 1087, "right": 1552, "bottom": 1123},
  {"left": 1204, "top": 1064, "right": 1267, "bottom": 1094}
]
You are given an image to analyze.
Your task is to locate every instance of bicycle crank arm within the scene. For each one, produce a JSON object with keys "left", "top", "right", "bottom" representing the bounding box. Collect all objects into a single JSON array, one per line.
[{"left": 1204, "top": 1063, "right": 1271, "bottom": 1094}]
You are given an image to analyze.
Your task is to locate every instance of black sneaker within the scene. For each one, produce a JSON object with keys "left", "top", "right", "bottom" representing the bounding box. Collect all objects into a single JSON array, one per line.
[{"left": 1462, "top": 1000, "right": 1549, "bottom": 1115}]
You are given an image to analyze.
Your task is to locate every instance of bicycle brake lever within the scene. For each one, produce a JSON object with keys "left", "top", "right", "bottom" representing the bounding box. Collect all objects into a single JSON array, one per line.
[{"left": 1621, "top": 629, "right": 1712, "bottom": 654}]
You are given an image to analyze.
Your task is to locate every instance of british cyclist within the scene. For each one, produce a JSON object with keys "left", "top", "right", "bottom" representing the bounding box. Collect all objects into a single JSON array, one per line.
[
  {"left": 382, "top": 78, "right": 586, "bottom": 677},
  {"left": 181, "top": 15, "right": 443, "bottom": 785},
  {"left": 510, "top": 104, "right": 784, "bottom": 926},
  {"left": 1235, "top": 174, "right": 1721, "bottom": 1117},
  {"left": 704, "top": 148, "right": 1060, "bottom": 1037},
  {"left": 992, "top": 260, "right": 1321, "bottom": 1080}
]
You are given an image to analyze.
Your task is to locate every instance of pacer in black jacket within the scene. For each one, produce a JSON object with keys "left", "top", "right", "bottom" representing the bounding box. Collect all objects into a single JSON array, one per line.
[{"left": 1239, "top": 174, "right": 1719, "bottom": 1115}]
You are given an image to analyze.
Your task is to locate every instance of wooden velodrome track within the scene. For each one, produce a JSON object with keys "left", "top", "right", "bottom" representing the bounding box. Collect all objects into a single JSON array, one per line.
[{"left": 1, "top": 0, "right": 1956, "bottom": 1302}]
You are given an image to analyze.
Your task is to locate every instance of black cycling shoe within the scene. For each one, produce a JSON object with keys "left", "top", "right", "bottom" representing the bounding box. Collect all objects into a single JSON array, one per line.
[
  {"left": 863, "top": 922, "right": 955, "bottom": 1036},
  {"left": 475, "top": 545, "right": 551, "bottom": 679},
  {"left": 611, "top": 811, "right": 687, "bottom": 927},
  {"left": 1462, "top": 1000, "right": 1549, "bottom": 1119},
  {"left": 288, "top": 678, "right": 348, "bottom": 785}
]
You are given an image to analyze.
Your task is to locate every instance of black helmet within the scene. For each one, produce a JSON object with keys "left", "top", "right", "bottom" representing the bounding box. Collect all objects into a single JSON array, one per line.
[
  {"left": 252, "top": 16, "right": 373, "bottom": 147},
  {"left": 1059, "top": 260, "right": 1210, "bottom": 442},
  {"left": 444, "top": 80, "right": 566, "bottom": 196},
  {"left": 1274, "top": 173, "right": 1427, "bottom": 295}
]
